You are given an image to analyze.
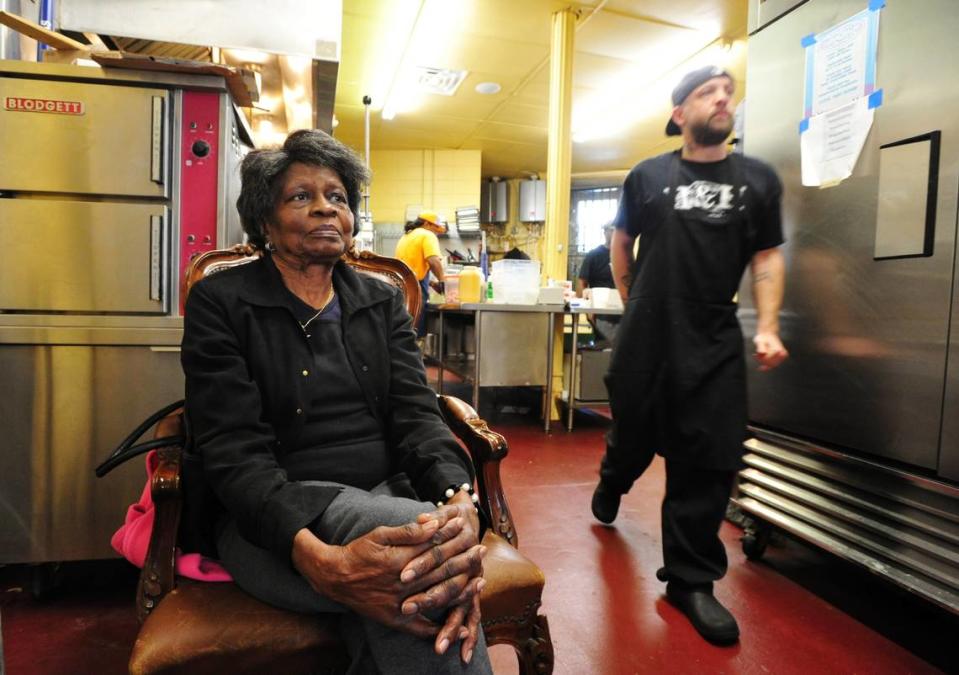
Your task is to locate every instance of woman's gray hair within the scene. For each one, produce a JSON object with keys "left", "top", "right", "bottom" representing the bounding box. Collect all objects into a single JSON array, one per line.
[{"left": 236, "top": 129, "right": 371, "bottom": 249}]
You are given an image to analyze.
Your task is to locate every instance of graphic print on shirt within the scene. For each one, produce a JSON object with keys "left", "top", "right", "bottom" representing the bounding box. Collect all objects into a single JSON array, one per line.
[{"left": 673, "top": 182, "right": 748, "bottom": 221}]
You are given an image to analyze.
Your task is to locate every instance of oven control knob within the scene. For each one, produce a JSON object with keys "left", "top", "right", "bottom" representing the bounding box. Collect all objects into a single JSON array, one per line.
[{"left": 191, "top": 140, "right": 211, "bottom": 158}]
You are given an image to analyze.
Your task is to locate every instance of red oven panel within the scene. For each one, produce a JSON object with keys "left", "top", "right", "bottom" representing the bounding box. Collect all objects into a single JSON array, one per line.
[{"left": 179, "top": 91, "right": 220, "bottom": 313}]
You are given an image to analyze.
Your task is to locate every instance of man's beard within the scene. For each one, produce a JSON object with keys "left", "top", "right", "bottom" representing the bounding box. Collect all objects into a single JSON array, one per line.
[{"left": 690, "top": 115, "right": 733, "bottom": 147}]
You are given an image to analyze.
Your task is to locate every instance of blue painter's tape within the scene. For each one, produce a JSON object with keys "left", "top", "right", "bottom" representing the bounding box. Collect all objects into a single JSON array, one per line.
[
  {"left": 869, "top": 0, "right": 885, "bottom": 11},
  {"left": 865, "top": 9, "right": 880, "bottom": 90},
  {"left": 801, "top": 33, "right": 816, "bottom": 48},
  {"left": 868, "top": 89, "right": 884, "bottom": 109},
  {"left": 799, "top": 118, "right": 810, "bottom": 134}
]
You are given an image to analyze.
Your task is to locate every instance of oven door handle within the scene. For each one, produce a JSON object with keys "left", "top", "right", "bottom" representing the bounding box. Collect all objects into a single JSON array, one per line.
[
  {"left": 150, "top": 214, "right": 162, "bottom": 301},
  {"left": 150, "top": 95, "right": 165, "bottom": 184}
]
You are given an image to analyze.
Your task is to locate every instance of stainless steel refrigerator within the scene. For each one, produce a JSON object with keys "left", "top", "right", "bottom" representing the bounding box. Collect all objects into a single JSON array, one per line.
[{"left": 737, "top": 0, "right": 959, "bottom": 613}]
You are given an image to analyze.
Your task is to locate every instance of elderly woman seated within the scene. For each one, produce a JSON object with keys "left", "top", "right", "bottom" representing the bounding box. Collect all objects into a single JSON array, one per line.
[{"left": 181, "top": 129, "right": 491, "bottom": 674}]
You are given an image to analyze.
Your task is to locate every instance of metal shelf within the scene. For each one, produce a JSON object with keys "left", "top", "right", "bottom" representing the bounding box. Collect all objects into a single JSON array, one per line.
[
  {"left": 426, "top": 354, "right": 475, "bottom": 384},
  {"left": 439, "top": 231, "right": 483, "bottom": 238}
]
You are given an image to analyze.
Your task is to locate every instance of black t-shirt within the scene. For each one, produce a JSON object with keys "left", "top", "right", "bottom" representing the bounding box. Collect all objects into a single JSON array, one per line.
[
  {"left": 614, "top": 151, "right": 783, "bottom": 250},
  {"left": 578, "top": 245, "right": 615, "bottom": 289}
]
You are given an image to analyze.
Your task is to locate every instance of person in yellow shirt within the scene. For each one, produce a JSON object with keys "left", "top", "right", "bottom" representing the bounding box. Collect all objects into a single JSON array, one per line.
[{"left": 395, "top": 211, "right": 447, "bottom": 336}]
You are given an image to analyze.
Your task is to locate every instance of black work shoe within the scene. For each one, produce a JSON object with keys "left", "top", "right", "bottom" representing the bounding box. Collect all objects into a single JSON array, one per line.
[
  {"left": 591, "top": 482, "right": 622, "bottom": 524},
  {"left": 666, "top": 584, "right": 740, "bottom": 646}
]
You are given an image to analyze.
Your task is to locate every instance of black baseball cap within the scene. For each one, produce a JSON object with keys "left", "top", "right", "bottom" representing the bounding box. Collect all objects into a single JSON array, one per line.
[{"left": 665, "top": 65, "right": 733, "bottom": 136}]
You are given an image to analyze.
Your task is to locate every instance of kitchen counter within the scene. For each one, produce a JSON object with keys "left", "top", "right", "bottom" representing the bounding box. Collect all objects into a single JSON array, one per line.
[{"left": 426, "top": 302, "right": 624, "bottom": 432}]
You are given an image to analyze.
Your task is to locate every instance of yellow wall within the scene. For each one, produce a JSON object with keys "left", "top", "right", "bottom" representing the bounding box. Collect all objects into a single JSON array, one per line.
[{"left": 369, "top": 149, "right": 481, "bottom": 224}]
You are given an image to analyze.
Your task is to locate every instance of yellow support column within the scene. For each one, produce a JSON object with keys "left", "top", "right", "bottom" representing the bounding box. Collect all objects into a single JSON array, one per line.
[{"left": 544, "top": 7, "right": 577, "bottom": 424}]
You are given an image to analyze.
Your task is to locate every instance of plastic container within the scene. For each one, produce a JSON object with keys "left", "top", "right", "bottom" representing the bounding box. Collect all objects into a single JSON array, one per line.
[
  {"left": 459, "top": 267, "right": 484, "bottom": 304},
  {"left": 489, "top": 259, "right": 540, "bottom": 304},
  {"left": 444, "top": 273, "right": 460, "bottom": 304}
]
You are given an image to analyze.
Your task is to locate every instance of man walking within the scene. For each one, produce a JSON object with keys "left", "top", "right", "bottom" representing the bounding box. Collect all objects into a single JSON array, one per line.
[{"left": 591, "top": 65, "right": 788, "bottom": 645}]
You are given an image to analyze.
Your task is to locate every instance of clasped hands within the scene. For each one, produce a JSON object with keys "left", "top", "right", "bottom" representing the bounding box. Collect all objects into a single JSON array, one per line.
[{"left": 291, "top": 490, "right": 484, "bottom": 664}]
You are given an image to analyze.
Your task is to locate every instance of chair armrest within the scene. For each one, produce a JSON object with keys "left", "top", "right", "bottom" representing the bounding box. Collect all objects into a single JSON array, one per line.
[
  {"left": 436, "top": 395, "right": 518, "bottom": 548},
  {"left": 137, "top": 411, "right": 185, "bottom": 623}
]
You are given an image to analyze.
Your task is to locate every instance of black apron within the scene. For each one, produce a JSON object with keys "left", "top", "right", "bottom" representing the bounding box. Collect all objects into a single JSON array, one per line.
[{"left": 606, "top": 152, "right": 756, "bottom": 470}]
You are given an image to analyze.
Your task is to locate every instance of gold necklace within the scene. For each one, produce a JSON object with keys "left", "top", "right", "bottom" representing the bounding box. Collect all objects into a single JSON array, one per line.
[{"left": 298, "top": 285, "right": 335, "bottom": 336}]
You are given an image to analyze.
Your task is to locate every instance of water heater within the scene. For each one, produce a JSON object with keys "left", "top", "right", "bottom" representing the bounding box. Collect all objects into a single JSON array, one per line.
[
  {"left": 480, "top": 178, "right": 508, "bottom": 223},
  {"left": 519, "top": 179, "right": 546, "bottom": 222}
]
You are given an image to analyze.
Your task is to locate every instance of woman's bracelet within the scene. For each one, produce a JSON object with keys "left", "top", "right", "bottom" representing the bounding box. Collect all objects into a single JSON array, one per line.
[{"left": 437, "top": 482, "right": 480, "bottom": 510}]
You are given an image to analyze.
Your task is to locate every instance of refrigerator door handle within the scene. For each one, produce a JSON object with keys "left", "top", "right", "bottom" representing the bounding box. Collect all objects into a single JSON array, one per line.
[
  {"left": 150, "top": 215, "right": 162, "bottom": 301},
  {"left": 150, "top": 96, "right": 165, "bottom": 184}
]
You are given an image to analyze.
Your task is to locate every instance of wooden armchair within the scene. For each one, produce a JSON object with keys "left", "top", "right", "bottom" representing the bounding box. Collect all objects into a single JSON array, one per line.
[{"left": 126, "top": 245, "right": 554, "bottom": 674}]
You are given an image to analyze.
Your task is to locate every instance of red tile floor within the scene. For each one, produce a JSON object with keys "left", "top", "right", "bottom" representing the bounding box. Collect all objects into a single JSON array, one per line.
[
  {"left": 484, "top": 412, "right": 956, "bottom": 674},
  {"left": 2, "top": 402, "right": 956, "bottom": 674}
]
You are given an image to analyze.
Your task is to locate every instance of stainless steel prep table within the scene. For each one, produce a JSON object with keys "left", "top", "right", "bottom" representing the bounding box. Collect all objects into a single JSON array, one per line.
[
  {"left": 429, "top": 303, "right": 567, "bottom": 432},
  {"left": 565, "top": 305, "right": 623, "bottom": 430}
]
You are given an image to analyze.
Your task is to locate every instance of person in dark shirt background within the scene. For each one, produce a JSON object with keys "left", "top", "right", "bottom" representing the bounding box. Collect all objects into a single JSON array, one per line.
[{"left": 576, "top": 222, "right": 620, "bottom": 344}]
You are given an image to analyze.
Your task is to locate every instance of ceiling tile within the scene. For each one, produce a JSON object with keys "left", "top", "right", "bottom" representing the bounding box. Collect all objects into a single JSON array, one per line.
[
  {"left": 459, "top": 0, "right": 574, "bottom": 45},
  {"left": 376, "top": 114, "right": 481, "bottom": 141},
  {"left": 603, "top": 0, "right": 741, "bottom": 32},
  {"left": 479, "top": 139, "right": 549, "bottom": 177},
  {"left": 439, "top": 35, "right": 547, "bottom": 77},
  {"left": 470, "top": 121, "right": 547, "bottom": 145},
  {"left": 576, "top": 11, "right": 704, "bottom": 62},
  {"left": 336, "top": 0, "right": 748, "bottom": 179},
  {"left": 488, "top": 102, "right": 547, "bottom": 128},
  {"left": 571, "top": 52, "right": 632, "bottom": 89},
  {"left": 511, "top": 79, "right": 550, "bottom": 107}
]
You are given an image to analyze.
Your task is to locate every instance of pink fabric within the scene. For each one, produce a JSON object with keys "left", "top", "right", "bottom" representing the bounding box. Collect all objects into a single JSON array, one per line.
[{"left": 111, "top": 450, "right": 233, "bottom": 582}]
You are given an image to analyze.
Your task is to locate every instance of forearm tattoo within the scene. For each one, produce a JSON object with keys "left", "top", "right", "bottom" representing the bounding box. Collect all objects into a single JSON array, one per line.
[{"left": 754, "top": 271, "right": 771, "bottom": 282}]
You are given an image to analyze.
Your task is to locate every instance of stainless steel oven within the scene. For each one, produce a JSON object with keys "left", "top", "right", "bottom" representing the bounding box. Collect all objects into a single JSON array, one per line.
[{"left": 0, "top": 60, "right": 250, "bottom": 563}]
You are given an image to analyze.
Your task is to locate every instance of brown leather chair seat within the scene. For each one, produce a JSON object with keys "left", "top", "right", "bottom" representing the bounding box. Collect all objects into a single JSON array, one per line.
[
  {"left": 130, "top": 582, "right": 347, "bottom": 675},
  {"left": 129, "top": 533, "right": 543, "bottom": 674}
]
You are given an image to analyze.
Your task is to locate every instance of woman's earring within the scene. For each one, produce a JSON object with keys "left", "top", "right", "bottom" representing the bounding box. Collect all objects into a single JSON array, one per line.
[{"left": 265, "top": 240, "right": 276, "bottom": 252}]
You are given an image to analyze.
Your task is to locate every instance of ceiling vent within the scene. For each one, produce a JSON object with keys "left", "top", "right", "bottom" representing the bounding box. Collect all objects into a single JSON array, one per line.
[{"left": 414, "top": 66, "right": 468, "bottom": 96}]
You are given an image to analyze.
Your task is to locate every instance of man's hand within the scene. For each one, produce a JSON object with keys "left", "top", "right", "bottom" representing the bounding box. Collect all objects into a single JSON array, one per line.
[
  {"left": 751, "top": 247, "right": 786, "bottom": 372},
  {"left": 753, "top": 332, "right": 788, "bottom": 371}
]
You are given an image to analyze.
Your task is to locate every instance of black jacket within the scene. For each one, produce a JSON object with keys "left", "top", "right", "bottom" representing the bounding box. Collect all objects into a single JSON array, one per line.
[{"left": 181, "top": 254, "right": 473, "bottom": 561}]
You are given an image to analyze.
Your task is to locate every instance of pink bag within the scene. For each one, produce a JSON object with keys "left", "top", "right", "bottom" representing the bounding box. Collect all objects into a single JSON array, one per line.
[{"left": 111, "top": 450, "right": 232, "bottom": 582}]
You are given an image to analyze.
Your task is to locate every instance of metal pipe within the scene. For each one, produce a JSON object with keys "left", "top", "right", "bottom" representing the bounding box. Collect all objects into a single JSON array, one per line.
[
  {"left": 36, "top": 0, "right": 52, "bottom": 60},
  {"left": 354, "top": 94, "right": 374, "bottom": 252},
  {"left": 362, "top": 94, "right": 371, "bottom": 219},
  {"left": 0, "top": 0, "right": 22, "bottom": 60}
]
